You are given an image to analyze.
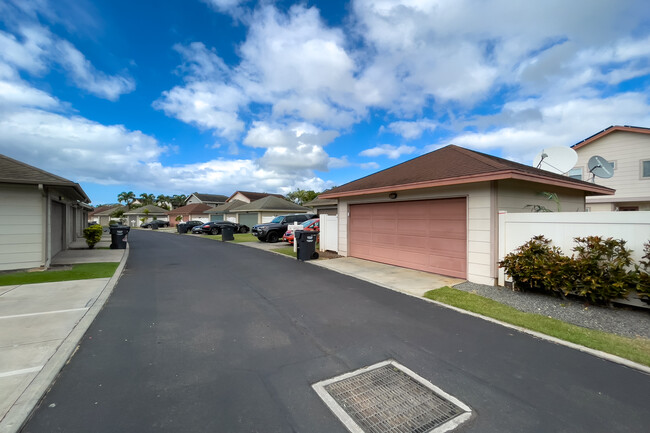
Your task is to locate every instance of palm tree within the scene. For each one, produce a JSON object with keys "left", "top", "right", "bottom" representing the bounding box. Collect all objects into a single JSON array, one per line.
[
  {"left": 139, "top": 193, "right": 155, "bottom": 206},
  {"left": 156, "top": 194, "right": 171, "bottom": 210},
  {"left": 170, "top": 194, "right": 188, "bottom": 209},
  {"left": 117, "top": 191, "right": 136, "bottom": 208}
]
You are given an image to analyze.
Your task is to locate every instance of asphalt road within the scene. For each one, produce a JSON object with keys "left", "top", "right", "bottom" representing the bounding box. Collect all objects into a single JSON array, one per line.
[{"left": 22, "top": 230, "right": 650, "bottom": 432}]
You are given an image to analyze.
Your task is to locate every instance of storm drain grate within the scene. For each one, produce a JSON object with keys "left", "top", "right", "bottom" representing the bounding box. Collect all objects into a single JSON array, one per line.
[{"left": 313, "top": 361, "right": 471, "bottom": 433}]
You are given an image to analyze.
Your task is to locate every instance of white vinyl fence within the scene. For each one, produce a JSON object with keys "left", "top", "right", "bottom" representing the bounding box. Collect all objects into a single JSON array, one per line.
[
  {"left": 498, "top": 211, "right": 650, "bottom": 285},
  {"left": 319, "top": 214, "right": 339, "bottom": 252}
]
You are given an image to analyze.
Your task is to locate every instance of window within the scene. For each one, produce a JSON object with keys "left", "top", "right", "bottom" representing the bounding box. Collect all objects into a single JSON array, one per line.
[
  {"left": 642, "top": 160, "right": 650, "bottom": 178},
  {"left": 568, "top": 167, "right": 583, "bottom": 180}
]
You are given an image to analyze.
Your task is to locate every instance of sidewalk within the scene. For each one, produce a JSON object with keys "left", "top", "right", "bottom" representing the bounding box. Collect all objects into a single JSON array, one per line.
[{"left": 0, "top": 247, "right": 128, "bottom": 433}]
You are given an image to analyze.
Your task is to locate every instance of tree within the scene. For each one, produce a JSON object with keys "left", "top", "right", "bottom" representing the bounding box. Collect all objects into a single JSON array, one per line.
[
  {"left": 156, "top": 194, "right": 171, "bottom": 210},
  {"left": 170, "top": 194, "right": 188, "bottom": 209},
  {"left": 117, "top": 191, "right": 136, "bottom": 208},
  {"left": 139, "top": 193, "right": 155, "bottom": 206},
  {"left": 285, "top": 189, "right": 319, "bottom": 205},
  {"left": 110, "top": 208, "right": 125, "bottom": 224}
]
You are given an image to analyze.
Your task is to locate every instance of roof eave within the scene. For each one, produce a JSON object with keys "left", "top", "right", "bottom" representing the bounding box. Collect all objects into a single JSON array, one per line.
[{"left": 319, "top": 171, "right": 615, "bottom": 199}]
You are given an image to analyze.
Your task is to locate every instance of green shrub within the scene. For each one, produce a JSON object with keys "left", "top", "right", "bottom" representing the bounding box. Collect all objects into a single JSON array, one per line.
[
  {"left": 83, "top": 224, "right": 103, "bottom": 249},
  {"left": 108, "top": 219, "right": 119, "bottom": 226},
  {"left": 570, "top": 236, "right": 636, "bottom": 304},
  {"left": 499, "top": 235, "right": 572, "bottom": 295},
  {"left": 638, "top": 242, "right": 650, "bottom": 304}
]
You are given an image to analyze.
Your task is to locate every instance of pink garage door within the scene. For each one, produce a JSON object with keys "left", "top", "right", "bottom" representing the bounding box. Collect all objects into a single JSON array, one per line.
[{"left": 349, "top": 198, "right": 467, "bottom": 278}]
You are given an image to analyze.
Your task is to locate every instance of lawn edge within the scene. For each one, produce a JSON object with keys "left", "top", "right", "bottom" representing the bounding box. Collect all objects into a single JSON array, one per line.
[{"left": 421, "top": 288, "right": 650, "bottom": 375}]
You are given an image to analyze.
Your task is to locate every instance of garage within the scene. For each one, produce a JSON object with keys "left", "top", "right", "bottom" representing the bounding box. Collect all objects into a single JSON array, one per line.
[
  {"left": 349, "top": 198, "right": 467, "bottom": 278},
  {"left": 238, "top": 212, "right": 258, "bottom": 228},
  {"left": 50, "top": 201, "right": 66, "bottom": 257}
]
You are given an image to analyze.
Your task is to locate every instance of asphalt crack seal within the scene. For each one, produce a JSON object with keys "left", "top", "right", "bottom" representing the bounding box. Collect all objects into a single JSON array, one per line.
[{"left": 313, "top": 360, "right": 472, "bottom": 433}]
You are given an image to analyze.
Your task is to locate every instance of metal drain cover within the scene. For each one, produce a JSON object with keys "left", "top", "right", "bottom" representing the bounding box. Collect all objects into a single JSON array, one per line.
[{"left": 313, "top": 360, "right": 471, "bottom": 433}]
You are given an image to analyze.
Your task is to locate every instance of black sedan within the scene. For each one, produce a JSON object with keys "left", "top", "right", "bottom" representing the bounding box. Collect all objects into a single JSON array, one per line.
[
  {"left": 199, "top": 221, "right": 249, "bottom": 235},
  {"left": 140, "top": 220, "right": 170, "bottom": 228},
  {"left": 177, "top": 220, "right": 206, "bottom": 234}
]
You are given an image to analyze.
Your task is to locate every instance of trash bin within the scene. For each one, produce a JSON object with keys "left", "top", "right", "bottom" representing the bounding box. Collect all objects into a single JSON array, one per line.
[
  {"left": 296, "top": 230, "right": 319, "bottom": 261},
  {"left": 109, "top": 225, "right": 130, "bottom": 249},
  {"left": 221, "top": 225, "right": 235, "bottom": 241}
]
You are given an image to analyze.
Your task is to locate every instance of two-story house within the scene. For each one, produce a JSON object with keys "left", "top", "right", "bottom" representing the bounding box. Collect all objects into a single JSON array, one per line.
[{"left": 570, "top": 125, "right": 650, "bottom": 211}]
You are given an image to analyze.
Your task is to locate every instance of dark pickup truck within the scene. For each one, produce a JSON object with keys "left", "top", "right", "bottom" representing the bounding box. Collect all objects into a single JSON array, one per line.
[{"left": 251, "top": 213, "right": 316, "bottom": 243}]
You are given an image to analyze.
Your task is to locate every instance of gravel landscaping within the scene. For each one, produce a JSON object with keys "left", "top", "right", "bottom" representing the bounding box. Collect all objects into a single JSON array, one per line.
[{"left": 454, "top": 281, "right": 650, "bottom": 340}]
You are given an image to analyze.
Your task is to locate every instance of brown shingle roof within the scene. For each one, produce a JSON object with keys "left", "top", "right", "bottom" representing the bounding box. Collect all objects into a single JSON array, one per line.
[
  {"left": 205, "top": 200, "right": 246, "bottom": 214},
  {"left": 166, "top": 203, "right": 212, "bottom": 215},
  {"left": 0, "top": 153, "right": 89, "bottom": 201},
  {"left": 320, "top": 145, "right": 614, "bottom": 198}
]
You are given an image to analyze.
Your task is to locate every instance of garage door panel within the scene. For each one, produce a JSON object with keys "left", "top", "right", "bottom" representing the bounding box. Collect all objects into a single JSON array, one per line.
[{"left": 349, "top": 198, "right": 467, "bottom": 279}]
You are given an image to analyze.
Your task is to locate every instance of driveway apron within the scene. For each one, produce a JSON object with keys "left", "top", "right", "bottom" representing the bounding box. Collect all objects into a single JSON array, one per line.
[{"left": 21, "top": 230, "right": 650, "bottom": 433}]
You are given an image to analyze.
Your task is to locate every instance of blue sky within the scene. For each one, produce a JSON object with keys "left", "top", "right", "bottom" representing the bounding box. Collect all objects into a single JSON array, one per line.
[{"left": 1, "top": 0, "right": 649, "bottom": 205}]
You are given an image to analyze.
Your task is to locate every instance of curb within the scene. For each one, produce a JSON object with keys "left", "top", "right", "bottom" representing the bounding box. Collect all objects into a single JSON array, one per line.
[
  {"left": 0, "top": 246, "right": 130, "bottom": 433},
  {"left": 306, "top": 260, "right": 650, "bottom": 376}
]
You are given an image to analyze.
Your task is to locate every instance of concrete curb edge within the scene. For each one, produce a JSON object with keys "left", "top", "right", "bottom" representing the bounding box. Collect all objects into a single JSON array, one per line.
[
  {"left": 0, "top": 246, "right": 130, "bottom": 433},
  {"left": 307, "top": 260, "right": 650, "bottom": 376}
]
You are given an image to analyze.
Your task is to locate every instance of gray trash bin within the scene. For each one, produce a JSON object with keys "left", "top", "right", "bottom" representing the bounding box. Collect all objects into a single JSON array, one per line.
[
  {"left": 110, "top": 225, "right": 130, "bottom": 249},
  {"left": 296, "top": 231, "right": 319, "bottom": 261},
  {"left": 221, "top": 225, "right": 235, "bottom": 241}
]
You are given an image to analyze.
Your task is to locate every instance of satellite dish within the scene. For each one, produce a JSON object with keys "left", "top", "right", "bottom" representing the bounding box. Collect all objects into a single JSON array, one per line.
[
  {"left": 588, "top": 155, "right": 614, "bottom": 179},
  {"left": 533, "top": 147, "right": 578, "bottom": 174}
]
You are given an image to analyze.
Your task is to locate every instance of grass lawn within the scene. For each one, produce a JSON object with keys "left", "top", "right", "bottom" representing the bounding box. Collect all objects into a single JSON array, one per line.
[
  {"left": 424, "top": 287, "right": 650, "bottom": 367},
  {"left": 0, "top": 262, "right": 120, "bottom": 286},
  {"left": 201, "top": 233, "right": 258, "bottom": 243},
  {"left": 273, "top": 246, "right": 296, "bottom": 257}
]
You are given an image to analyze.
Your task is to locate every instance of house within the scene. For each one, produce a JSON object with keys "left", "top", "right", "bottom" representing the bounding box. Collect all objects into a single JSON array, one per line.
[
  {"left": 184, "top": 193, "right": 228, "bottom": 207},
  {"left": 570, "top": 125, "right": 650, "bottom": 211},
  {"left": 226, "top": 190, "right": 285, "bottom": 204},
  {"left": 123, "top": 205, "right": 170, "bottom": 227},
  {"left": 88, "top": 204, "right": 117, "bottom": 224},
  {"left": 166, "top": 203, "right": 213, "bottom": 226},
  {"left": 303, "top": 197, "right": 338, "bottom": 216},
  {"left": 0, "top": 154, "right": 91, "bottom": 271},
  {"left": 319, "top": 145, "right": 614, "bottom": 285},
  {"left": 229, "top": 196, "right": 312, "bottom": 227},
  {"left": 92, "top": 205, "right": 128, "bottom": 226},
  {"left": 204, "top": 200, "right": 246, "bottom": 222}
]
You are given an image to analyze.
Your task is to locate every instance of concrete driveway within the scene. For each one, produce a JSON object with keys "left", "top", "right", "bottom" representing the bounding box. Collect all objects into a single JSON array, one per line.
[
  {"left": 18, "top": 230, "right": 650, "bottom": 433},
  {"left": 0, "top": 249, "right": 126, "bottom": 433}
]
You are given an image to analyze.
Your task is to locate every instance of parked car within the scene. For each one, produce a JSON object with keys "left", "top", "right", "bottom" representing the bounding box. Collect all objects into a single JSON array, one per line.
[
  {"left": 177, "top": 220, "right": 205, "bottom": 234},
  {"left": 283, "top": 218, "right": 320, "bottom": 244},
  {"left": 140, "top": 220, "right": 170, "bottom": 228},
  {"left": 199, "top": 221, "right": 249, "bottom": 235},
  {"left": 252, "top": 213, "right": 316, "bottom": 243},
  {"left": 191, "top": 225, "right": 205, "bottom": 234}
]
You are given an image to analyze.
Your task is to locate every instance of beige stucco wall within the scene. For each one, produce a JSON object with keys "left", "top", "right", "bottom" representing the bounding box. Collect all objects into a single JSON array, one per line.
[
  {"left": 336, "top": 183, "right": 495, "bottom": 285},
  {"left": 496, "top": 180, "right": 586, "bottom": 213},
  {"left": 574, "top": 130, "right": 650, "bottom": 210},
  {"left": 230, "top": 192, "right": 252, "bottom": 203},
  {"left": 0, "top": 184, "right": 45, "bottom": 271}
]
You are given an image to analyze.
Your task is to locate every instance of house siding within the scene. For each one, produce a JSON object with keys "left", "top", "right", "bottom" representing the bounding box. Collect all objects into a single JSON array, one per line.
[
  {"left": 496, "top": 180, "right": 586, "bottom": 213},
  {"left": 0, "top": 184, "right": 45, "bottom": 271},
  {"left": 337, "top": 183, "right": 494, "bottom": 285},
  {"left": 574, "top": 130, "right": 650, "bottom": 209}
]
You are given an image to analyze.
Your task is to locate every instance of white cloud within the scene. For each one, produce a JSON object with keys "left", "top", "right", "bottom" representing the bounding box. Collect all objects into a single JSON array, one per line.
[
  {"left": 360, "top": 161, "right": 380, "bottom": 170},
  {"left": 359, "top": 144, "right": 416, "bottom": 159},
  {"left": 387, "top": 120, "right": 437, "bottom": 139},
  {"left": 0, "top": 79, "right": 59, "bottom": 108},
  {"left": 0, "top": 23, "right": 134, "bottom": 101},
  {"left": 440, "top": 92, "right": 650, "bottom": 163},
  {"left": 243, "top": 121, "right": 339, "bottom": 172},
  {"left": 54, "top": 40, "right": 135, "bottom": 101}
]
